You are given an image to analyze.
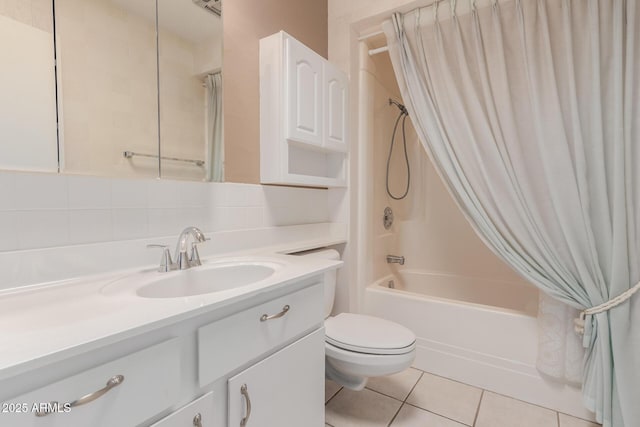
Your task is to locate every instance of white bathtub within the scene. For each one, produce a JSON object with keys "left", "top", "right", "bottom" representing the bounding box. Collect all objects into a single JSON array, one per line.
[{"left": 364, "top": 270, "right": 593, "bottom": 420}]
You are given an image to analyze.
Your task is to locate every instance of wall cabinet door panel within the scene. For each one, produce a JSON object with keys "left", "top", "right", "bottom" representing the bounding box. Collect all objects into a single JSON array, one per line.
[
  {"left": 324, "top": 63, "right": 349, "bottom": 151},
  {"left": 285, "top": 38, "right": 323, "bottom": 147}
]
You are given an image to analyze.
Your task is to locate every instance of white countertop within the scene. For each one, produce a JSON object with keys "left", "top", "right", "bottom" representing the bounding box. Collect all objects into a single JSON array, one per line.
[{"left": 0, "top": 248, "right": 342, "bottom": 382}]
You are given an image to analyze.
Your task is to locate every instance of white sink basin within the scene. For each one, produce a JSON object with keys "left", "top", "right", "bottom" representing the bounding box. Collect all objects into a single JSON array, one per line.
[{"left": 102, "top": 259, "right": 283, "bottom": 298}]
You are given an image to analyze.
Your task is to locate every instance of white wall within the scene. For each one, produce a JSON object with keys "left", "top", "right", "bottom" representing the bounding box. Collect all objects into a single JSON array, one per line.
[
  {"left": 0, "top": 171, "right": 329, "bottom": 252},
  {"left": 0, "top": 171, "right": 339, "bottom": 291}
]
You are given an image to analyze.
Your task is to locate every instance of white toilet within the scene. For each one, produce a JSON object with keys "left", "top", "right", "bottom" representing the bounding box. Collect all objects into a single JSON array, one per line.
[{"left": 302, "top": 249, "right": 416, "bottom": 390}]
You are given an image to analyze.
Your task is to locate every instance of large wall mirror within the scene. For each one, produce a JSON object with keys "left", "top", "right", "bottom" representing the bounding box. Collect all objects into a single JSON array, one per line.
[{"left": 0, "top": 0, "right": 223, "bottom": 181}]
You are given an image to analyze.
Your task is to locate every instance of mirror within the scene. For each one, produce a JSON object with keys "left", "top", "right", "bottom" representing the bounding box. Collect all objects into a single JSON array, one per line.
[
  {"left": 0, "top": 0, "right": 223, "bottom": 181},
  {"left": 56, "top": 0, "right": 159, "bottom": 179},
  {"left": 158, "top": 0, "right": 223, "bottom": 181},
  {"left": 0, "top": 1, "right": 58, "bottom": 173}
]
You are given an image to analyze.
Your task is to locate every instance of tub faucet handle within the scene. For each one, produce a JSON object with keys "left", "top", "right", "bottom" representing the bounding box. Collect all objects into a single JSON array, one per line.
[{"left": 386, "top": 255, "right": 405, "bottom": 265}]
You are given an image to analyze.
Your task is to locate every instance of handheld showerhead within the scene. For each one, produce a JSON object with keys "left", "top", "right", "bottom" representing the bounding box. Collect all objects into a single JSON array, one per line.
[{"left": 389, "top": 98, "right": 408, "bottom": 115}]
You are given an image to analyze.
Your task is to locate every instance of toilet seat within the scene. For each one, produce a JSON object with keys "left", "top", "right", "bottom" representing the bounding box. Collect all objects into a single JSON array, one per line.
[{"left": 325, "top": 313, "right": 416, "bottom": 355}]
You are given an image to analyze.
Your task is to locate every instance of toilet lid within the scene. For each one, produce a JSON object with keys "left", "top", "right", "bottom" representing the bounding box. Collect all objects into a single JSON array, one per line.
[{"left": 325, "top": 313, "right": 416, "bottom": 355}]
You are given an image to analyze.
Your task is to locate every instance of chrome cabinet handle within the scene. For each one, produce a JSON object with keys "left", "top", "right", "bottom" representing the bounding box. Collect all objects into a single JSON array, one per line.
[
  {"left": 193, "top": 412, "right": 203, "bottom": 427},
  {"left": 35, "top": 375, "right": 125, "bottom": 417},
  {"left": 240, "top": 384, "right": 252, "bottom": 427},
  {"left": 260, "top": 305, "right": 290, "bottom": 322}
]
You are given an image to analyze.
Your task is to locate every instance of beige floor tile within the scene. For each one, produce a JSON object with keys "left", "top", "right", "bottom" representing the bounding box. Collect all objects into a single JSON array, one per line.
[
  {"left": 366, "top": 368, "right": 423, "bottom": 401},
  {"left": 325, "top": 388, "right": 403, "bottom": 427},
  {"left": 406, "top": 373, "right": 482, "bottom": 425},
  {"left": 475, "top": 391, "right": 558, "bottom": 427},
  {"left": 326, "top": 379, "right": 343, "bottom": 403},
  {"left": 391, "top": 404, "right": 467, "bottom": 426},
  {"left": 558, "top": 413, "right": 601, "bottom": 427}
]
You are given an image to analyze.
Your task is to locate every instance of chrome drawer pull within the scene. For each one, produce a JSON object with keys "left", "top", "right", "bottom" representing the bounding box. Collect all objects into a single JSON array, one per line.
[
  {"left": 260, "top": 305, "right": 290, "bottom": 322},
  {"left": 35, "top": 375, "right": 125, "bottom": 417},
  {"left": 240, "top": 384, "right": 252, "bottom": 426},
  {"left": 193, "top": 412, "right": 203, "bottom": 427}
]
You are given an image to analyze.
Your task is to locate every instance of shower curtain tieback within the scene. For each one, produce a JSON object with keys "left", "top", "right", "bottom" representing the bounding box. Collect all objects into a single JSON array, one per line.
[{"left": 574, "top": 281, "right": 640, "bottom": 335}]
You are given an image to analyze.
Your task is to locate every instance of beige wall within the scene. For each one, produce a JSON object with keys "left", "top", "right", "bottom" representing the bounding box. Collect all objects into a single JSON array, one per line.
[
  {"left": 223, "top": 0, "right": 328, "bottom": 183},
  {"left": 0, "top": 0, "right": 52, "bottom": 33}
]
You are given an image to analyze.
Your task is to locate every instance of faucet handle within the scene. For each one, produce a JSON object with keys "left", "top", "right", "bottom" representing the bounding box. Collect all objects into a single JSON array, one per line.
[
  {"left": 147, "top": 244, "right": 174, "bottom": 272},
  {"left": 189, "top": 238, "right": 210, "bottom": 267}
]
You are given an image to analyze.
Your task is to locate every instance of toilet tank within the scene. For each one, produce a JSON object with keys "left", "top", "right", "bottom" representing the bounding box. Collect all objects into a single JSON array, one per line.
[{"left": 295, "top": 248, "right": 340, "bottom": 318}]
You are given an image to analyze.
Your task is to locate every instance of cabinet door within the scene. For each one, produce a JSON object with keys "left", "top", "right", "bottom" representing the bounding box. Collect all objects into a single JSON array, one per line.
[
  {"left": 324, "top": 63, "right": 349, "bottom": 151},
  {"left": 149, "top": 392, "right": 216, "bottom": 427},
  {"left": 285, "top": 37, "right": 323, "bottom": 147},
  {"left": 227, "top": 328, "right": 325, "bottom": 427}
]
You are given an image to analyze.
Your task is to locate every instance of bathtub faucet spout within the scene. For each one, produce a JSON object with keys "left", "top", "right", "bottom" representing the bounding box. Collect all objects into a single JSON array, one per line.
[{"left": 387, "top": 255, "right": 405, "bottom": 265}]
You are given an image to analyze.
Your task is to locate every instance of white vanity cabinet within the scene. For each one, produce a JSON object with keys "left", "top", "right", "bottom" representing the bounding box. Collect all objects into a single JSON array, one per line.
[
  {"left": 260, "top": 31, "right": 349, "bottom": 187},
  {"left": 3, "top": 339, "right": 182, "bottom": 427},
  {"left": 0, "top": 277, "right": 327, "bottom": 427},
  {"left": 149, "top": 392, "right": 215, "bottom": 427},
  {"left": 227, "top": 329, "right": 325, "bottom": 427}
]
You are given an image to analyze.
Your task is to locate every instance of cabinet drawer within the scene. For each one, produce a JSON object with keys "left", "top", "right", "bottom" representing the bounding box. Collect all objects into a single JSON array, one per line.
[
  {"left": 4, "top": 338, "right": 181, "bottom": 427},
  {"left": 149, "top": 392, "right": 215, "bottom": 427},
  {"left": 198, "top": 283, "right": 323, "bottom": 386}
]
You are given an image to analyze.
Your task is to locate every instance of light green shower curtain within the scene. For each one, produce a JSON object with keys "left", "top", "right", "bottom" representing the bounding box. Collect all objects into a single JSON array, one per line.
[
  {"left": 206, "top": 72, "right": 223, "bottom": 182},
  {"left": 383, "top": 0, "right": 639, "bottom": 425}
]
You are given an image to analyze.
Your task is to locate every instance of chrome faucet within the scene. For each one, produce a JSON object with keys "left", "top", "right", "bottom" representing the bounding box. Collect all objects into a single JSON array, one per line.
[
  {"left": 386, "top": 255, "right": 405, "bottom": 265},
  {"left": 147, "top": 226, "right": 208, "bottom": 272},
  {"left": 174, "top": 226, "right": 208, "bottom": 269}
]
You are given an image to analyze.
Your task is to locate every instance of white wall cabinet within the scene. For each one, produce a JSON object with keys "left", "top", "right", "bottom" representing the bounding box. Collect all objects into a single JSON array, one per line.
[
  {"left": 285, "top": 38, "right": 324, "bottom": 147},
  {"left": 260, "top": 31, "right": 349, "bottom": 187},
  {"left": 227, "top": 329, "right": 325, "bottom": 427}
]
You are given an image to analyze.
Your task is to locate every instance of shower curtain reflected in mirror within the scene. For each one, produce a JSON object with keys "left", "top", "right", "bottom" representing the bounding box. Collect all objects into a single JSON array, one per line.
[{"left": 206, "top": 71, "right": 223, "bottom": 182}]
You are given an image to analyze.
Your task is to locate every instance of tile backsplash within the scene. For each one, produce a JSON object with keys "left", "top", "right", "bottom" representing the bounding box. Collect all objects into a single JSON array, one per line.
[{"left": 0, "top": 171, "right": 330, "bottom": 252}]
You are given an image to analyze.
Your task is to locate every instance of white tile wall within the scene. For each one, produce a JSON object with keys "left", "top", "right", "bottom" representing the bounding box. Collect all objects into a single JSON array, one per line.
[{"left": 0, "top": 171, "right": 331, "bottom": 252}]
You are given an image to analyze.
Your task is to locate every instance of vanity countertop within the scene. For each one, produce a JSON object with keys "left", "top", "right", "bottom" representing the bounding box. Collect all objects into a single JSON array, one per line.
[{"left": 0, "top": 248, "right": 341, "bottom": 382}]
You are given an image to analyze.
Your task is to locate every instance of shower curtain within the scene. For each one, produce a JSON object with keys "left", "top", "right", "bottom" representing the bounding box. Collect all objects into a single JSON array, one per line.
[
  {"left": 383, "top": 0, "right": 639, "bottom": 426},
  {"left": 205, "top": 72, "right": 223, "bottom": 182}
]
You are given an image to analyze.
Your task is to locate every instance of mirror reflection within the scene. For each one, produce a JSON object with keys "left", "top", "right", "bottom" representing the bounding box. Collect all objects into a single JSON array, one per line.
[
  {"left": 0, "top": 1, "right": 58, "bottom": 173},
  {"left": 56, "top": 0, "right": 159, "bottom": 178},
  {"left": 158, "top": 0, "right": 223, "bottom": 181},
  {"left": 0, "top": 0, "right": 223, "bottom": 181}
]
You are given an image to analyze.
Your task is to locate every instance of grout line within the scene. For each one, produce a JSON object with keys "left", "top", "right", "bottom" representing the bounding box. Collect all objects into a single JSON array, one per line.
[
  {"left": 481, "top": 389, "right": 571, "bottom": 415},
  {"left": 324, "top": 386, "right": 344, "bottom": 406},
  {"left": 387, "top": 402, "right": 404, "bottom": 427},
  {"left": 365, "top": 387, "right": 405, "bottom": 402},
  {"left": 472, "top": 390, "right": 485, "bottom": 427},
  {"left": 557, "top": 411, "right": 561, "bottom": 427},
  {"left": 557, "top": 411, "right": 601, "bottom": 426},
  {"left": 402, "top": 403, "right": 473, "bottom": 426},
  {"left": 403, "top": 371, "right": 424, "bottom": 403}
]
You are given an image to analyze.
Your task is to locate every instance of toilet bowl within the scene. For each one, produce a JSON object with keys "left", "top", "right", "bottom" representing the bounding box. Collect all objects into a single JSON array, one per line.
[{"left": 299, "top": 249, "right": 416, "bottom": 390}]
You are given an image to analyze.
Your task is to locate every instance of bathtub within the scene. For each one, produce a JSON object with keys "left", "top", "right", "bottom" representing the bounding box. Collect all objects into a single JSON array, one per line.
[{"left": 364, "top": 270, "right": 593, "bottom": 420}]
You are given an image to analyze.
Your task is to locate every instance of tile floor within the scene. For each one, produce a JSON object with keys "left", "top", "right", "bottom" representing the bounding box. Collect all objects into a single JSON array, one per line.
[{"left": 325, "top": 368, "right": 602, "bottom": 427}]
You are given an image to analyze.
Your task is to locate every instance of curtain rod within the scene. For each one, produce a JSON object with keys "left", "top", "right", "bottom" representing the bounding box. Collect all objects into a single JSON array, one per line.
[{"left": 359, "top": 0, "right": 480, "bottom": 55}]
